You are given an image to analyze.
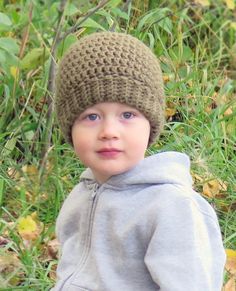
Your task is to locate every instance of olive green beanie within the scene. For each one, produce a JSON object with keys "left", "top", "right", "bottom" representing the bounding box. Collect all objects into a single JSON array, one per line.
[{"left": 55, "top": 31, "right": 165, "bottom": 146}]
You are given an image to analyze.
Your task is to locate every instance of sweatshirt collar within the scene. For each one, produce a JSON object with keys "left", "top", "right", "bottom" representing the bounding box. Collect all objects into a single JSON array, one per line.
[{"left": 80, "top": 151, "right": 193, "bottom": 189}]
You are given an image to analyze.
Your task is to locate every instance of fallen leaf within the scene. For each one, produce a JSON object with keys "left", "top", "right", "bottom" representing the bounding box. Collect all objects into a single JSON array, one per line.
[
  {"left": 202, "top": 179, "right": 227, "bottom": 198},
  {"left": 0, "top": 236, "right": 10, "bottom": 247},
  {"left": 223, "top": 276, "right": 236, "bottom": 291},
  {"left": 17, "top": 212, "right": 43, "bottom": 246},
  {"left": 165, "top": 107, "right": 176, "bottom": 117},
  {"left": 224, "top": 107, "right": 233, "bottom": 116},
  {"left": 225, "top": 249, "right": 236, "bottom": 275},
  {"left": 163, "top": 74, "right": 170, "bottom": 83},
  {"left": 194, "top": 0, "right": 210, "bottom": 6},
  {"left": 224, "top": 0, "right": 235, "bottom": 10},
  {"left": 49, "top": 263, "right": 57, "bottom": 281},
  {"left": 7, "top": 167, "right": 21, "bottom": 179},
  {"left": 0, "top": 251, "right": 23, "bottom": 287},
  {"left": 22, "top": 164, "right": 39, "bottom": 178},
  {"left": 47, "top": 239, "right": 60, "bottom": 260},
  {"left": 192, "top": 173, "right": 204, "bottom": 183},
  {"left": 165, "top": 101, "right": 177, "bottom": 118},
  {"left": 0, "top": 252, "right": 21, "bottom": 272}
]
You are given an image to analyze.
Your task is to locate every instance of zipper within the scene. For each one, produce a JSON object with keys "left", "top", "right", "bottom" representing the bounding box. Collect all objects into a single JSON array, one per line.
[
  {"left": 60, "top": 182, "right": 100, "bottom": 290},
  {"left": 75, "top": 182, "right": 100, "bottom": 272}
]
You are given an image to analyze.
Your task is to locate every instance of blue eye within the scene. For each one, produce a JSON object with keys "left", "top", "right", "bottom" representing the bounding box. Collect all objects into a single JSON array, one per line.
[
  {"left": 122, "top": 112, "right": 134, "bottom": 119},
  {"left": 87, "top": 114, "right": 99, "bottom": 121}
]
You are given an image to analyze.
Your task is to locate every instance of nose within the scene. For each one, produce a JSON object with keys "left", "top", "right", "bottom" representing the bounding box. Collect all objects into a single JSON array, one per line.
[{"left": 98, "top": 118, "right": 119, "bottom": 140}]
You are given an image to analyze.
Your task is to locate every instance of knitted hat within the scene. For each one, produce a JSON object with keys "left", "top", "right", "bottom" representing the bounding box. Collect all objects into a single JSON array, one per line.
[{"left": 55, "top": 31, "right": 165, "bottom": 146}]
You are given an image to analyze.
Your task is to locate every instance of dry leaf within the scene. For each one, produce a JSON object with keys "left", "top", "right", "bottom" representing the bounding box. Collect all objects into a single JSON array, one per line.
[
  {"left": 165, "top": 107, "right": 176, "bottom": 117},
  {"left": 165, "top": 101, "right": 177, "bottom": 118},
  {"left": 203, "top": 179, "right": 227, "bottom": 198},
  {"left": 17, "top": 212, "right": 43, "bottom": 245},
  {"left": 224, "top": 107, "right": 233, "bottom": 116},
  {"left": 163, "top": 74, "right": 170, "bottom": 83},
  {"left": 22, "top": 164, "right": 38, "bottom": 178},
  {"left": 0, "top": 236, "right": 10, "bottom": 247},
  {"left": 225, "top": 249, "right": 236, "bottom": 275},
  {"left": 47, "top": 239, "right": 60, "bottom": 260},
  {"left": 0, "top": 251, "right": 23, "bottom": 287},
  {"left": 216, "top": 94, "right": 228, "bottom": 107},
  {"left": 223, "top": 276, "right": 236, "bottom": 291},
  {"left": 7, "top": 167, "right": 21, "bottom": 179},
  {"left": 203, "top": 179, "right": 220, "bottom": 198},
  {"left": 224, "top": 0, "right": 235, "bottom": 10},
  {"left": 194, "top": 0, "right": 210, "bottom": 6},
  {"left": 0, "top": 252, "right": 21, "bottom": 273},
  {"left": 192, "top": 173, "right": 204, "bottom": 183},
  {"left": 49, "top": 263, "right": 57, "bottom": 281}
]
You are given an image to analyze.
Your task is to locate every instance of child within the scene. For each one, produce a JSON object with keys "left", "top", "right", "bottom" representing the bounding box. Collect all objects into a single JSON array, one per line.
[{"left": 52, "top": 32, "right": 226, "bottom": 290}]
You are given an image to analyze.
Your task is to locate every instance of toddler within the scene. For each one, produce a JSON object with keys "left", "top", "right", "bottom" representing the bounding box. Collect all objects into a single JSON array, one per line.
[{"left": 52, "top": 31, "right": 226, "bottom": 291}]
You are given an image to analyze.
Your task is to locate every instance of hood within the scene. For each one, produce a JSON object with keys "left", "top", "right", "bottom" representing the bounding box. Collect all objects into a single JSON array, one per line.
[{"left": 80, "top": 151, "right": 193, "bottom": 189}]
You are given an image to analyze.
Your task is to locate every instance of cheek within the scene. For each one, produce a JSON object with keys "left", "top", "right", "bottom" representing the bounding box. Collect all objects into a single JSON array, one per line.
[
  {"left": 72, "top": 127, "right": 88, "bottom": 156},
  {"left": 130, "top": 123, "right": 150, "bottom": 146},
  {"left": 72, "top": 140, "right": 91, "bottom": 167}
]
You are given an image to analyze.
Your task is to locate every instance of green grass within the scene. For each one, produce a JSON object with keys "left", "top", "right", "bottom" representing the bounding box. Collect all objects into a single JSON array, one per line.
[{"left": 0, "top": 0, "right": 236, "bottom": 289}]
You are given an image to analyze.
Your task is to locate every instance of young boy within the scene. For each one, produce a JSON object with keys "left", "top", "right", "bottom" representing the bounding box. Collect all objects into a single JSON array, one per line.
[{"left": 52, "top": 32, "right": 226, "bottom": 291}]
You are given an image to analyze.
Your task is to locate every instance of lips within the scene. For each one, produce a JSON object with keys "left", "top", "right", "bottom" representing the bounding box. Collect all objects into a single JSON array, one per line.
[{"left": 97, "top": 148, "right": 122, "bottom": 158}]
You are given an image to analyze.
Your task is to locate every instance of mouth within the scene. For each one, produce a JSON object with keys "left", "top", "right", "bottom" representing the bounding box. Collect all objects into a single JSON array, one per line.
[{"left": 97, "top": 148, "right": 122, "bottom": 158}]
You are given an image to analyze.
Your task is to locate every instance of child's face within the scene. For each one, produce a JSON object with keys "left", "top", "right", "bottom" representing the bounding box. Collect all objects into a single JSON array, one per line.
[{"left": 72, "top": 102, "right": 150, "bottom": 183}]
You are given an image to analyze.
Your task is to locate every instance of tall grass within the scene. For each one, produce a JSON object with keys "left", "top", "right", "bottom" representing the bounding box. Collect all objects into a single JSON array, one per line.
[{"left": 0, "top": 0, "right": 235, "bottom": 289}]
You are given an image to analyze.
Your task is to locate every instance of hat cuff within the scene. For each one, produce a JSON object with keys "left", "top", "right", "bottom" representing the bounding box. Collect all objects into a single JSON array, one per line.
[{"left": 57, "top": 76, "right": 163, "bottom": 146}]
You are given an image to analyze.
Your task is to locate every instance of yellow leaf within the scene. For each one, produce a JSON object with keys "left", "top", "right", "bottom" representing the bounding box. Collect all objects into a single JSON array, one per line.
[
  {"left": 202, "top": 179, "right": 227, "bottom": 198},
  {"left": 230, "top": 22, "right": 236, "bottom": 30},
  {"left": 163, "top": 74, "right": 170, "bottom": 83},
  {"left": 22, "top": 165, "right": 38, "bottom": 176},
  {"left": 17, "top": 212, "right": 42, "bottom": 242},
  {"left": 165, "top": 101, "right": 177, "bottom": 118},
  {"left": 165, "top": 107, "right": 176, "bottom": 117},
  {"left": 18, "top": 215, "right": 37, "bottom": 234},
  {"left": 225, "top": 249, "right": 236, "bottom": 275},
  {"left": 203, "top": 179, "right": 220, "bottom": 198},
  {"left": 194, "top": 0, "right": 210, "bottom": 6},
  {"left": 224, "top": 0, "right": 235, "bottom": 10},
  {"left": 224, "top": 107, "right": 233, "bottom": 116},
  {"left": 226, "top": 249, "right": 236, "bottom": 258},
  {"left": 192, "top": 173, "right": 204, "bottom": 183},
  {"left": 10, "top": 66, "right": 19, "bottom": 79}
]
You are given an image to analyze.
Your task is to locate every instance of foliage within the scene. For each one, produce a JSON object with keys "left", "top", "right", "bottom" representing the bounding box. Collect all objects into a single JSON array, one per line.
[{"left": 0, "top": 0, "right": 236, "bottom": 289}]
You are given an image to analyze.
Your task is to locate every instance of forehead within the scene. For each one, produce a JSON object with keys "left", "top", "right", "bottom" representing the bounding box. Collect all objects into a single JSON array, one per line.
[{"left": 83, "top": 102, "right": 138, "bottom": 112}]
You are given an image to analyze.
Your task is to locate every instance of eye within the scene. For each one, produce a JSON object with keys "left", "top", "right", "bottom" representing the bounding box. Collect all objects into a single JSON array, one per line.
[
  {"left": 86, "top": 113, "right": 99, "bottom": 121},
  {"left": 122, "top": 112, "right": 135, "bottom": 119}
]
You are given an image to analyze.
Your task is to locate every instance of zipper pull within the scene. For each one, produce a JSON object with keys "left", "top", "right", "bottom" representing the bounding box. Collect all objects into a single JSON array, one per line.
[{"left": 91, "top": 183, "right": 99, "bottom": 199}]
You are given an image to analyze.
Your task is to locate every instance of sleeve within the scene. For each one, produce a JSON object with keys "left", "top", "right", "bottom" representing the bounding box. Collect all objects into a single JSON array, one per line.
[{"left": 144, "top": 193, "right": 226, "bottom": 291}]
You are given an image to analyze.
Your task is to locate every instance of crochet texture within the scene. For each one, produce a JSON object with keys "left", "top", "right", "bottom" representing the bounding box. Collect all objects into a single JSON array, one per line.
[{"left": 55, "top": 31, "right": 165, "bottom": 145}]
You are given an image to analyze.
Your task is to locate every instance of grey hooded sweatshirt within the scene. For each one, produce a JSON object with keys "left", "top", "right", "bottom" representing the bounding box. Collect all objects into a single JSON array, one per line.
[{"left": 52, "top": 151, "right": 226, "bottom": 291}]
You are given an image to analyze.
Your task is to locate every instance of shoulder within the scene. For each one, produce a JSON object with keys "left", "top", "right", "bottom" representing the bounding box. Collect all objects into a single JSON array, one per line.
[{"left": 148, "top": 183, "right": 219, "bottom": 225}]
